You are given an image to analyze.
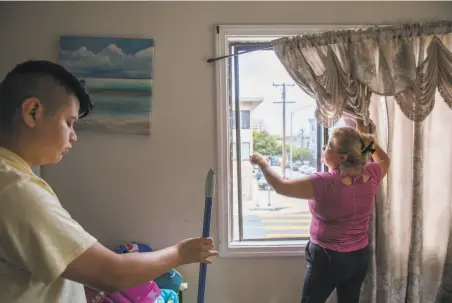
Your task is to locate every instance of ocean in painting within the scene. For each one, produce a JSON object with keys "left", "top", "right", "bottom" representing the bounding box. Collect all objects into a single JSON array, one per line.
[
  {"left": 58, "top": 36, "right": 154, "bottom": 135},
  {"left": 75, "top": 78, "right": 152, "bottom": 135}
]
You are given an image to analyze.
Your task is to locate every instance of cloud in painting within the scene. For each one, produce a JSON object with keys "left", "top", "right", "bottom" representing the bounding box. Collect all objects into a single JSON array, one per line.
[{"left": 60, "top": 41, "right": 153, "bottom": 80}]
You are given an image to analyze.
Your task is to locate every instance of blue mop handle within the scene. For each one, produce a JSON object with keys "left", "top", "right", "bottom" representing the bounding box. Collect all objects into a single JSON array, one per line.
[{"left": 197, "top": 169, "right": 215, "bottom": 303}]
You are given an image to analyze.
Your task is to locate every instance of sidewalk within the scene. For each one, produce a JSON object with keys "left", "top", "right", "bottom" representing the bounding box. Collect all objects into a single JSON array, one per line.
[
  {"left": 231, "top": 162, "right": 312, "bottom": 217},
  {"left": 242, "top": 179, "right": 311, "bottom": 215}
]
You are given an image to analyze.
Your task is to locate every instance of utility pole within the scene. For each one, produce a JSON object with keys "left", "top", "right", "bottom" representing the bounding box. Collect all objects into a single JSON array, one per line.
[{"left": 273, "top": 82, "right": 295, "bottom": 179}]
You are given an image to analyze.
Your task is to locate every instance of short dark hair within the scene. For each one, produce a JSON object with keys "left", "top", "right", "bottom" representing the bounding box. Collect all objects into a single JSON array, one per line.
[{"left": 0, "top": 60, "right": 94, "bottom": 128}]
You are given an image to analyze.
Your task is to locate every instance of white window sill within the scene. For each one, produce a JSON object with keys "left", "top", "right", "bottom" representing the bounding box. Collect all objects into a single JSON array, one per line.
[{"left": 219, "top": 240, "right": 308, "bottom": 258}]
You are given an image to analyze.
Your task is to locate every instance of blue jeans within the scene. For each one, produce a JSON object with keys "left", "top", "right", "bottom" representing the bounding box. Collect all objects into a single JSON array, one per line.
[{"left": 301, "top": 241, "right": 369, "bottom": 303}]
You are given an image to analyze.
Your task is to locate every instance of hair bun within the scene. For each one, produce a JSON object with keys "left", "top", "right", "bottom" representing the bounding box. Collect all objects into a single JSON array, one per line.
[{"left": 360, "top": 133, "right": 376, "bottom": 154}]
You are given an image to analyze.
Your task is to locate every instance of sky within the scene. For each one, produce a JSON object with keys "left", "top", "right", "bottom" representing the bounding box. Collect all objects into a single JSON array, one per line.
[{"left": 238, "top": 49, "right": 316, "bottom": 136}]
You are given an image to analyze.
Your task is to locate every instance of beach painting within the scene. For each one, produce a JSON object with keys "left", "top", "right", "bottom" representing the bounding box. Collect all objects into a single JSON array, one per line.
[{"left": 59, "top": 36, "right": 153, "bottom": 135}]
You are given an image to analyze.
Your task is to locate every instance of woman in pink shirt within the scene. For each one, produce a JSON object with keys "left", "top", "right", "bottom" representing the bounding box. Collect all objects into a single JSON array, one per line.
[{"left": 250, "top": 125, "right": 390, "bottom": 303}]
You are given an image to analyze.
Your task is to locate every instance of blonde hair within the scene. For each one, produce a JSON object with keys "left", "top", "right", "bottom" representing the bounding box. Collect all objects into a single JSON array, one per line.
[{"left": 330, "top": 127, "right": 375, "bottom": 168}]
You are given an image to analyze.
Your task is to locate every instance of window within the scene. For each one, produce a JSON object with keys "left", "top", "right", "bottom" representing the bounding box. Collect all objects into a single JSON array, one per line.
[
  {"left": 232, "top": 110, "right": 251, "bottom": 129},
  {"left": 215, "top": 25, "right": 361, "bottom": 257}
]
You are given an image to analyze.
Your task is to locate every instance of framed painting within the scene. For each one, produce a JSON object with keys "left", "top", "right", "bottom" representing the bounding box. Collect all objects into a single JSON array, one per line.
[{"left": 59, "top": 36, "right": 153, "bottom": 135}]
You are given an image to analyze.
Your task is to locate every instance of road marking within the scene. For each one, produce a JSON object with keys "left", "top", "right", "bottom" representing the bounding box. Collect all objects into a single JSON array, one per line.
[
  {"left": 263, "top": 225, "right": 310, "bottom": 230},
  {"left": 261, "top": 219, "right": 311, "bottom": 223},
  {"left": 267, "top": 234, "right": 310, "bottom": 238}
]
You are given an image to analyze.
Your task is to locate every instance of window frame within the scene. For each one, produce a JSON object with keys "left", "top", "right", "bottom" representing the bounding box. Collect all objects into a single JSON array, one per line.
[{"left": 214, "top": 24, "right": 366, "bottom": 258}]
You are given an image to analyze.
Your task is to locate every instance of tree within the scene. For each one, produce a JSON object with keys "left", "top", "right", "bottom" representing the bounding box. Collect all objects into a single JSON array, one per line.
[
  {"left": 253, "top": 131, "right": 280, "bottom": 156},
  {"left": 299, "top": 147, "right": 313, "bottom": 162},
  {"left": 288, "top": 146, "right": 313, "bottom": 163}
]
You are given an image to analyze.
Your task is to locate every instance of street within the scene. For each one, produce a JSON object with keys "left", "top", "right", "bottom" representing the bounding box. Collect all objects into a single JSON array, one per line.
[
  {"left": 243, "top": 211, "right": 311, "bottom": 239},
  {"left": 243, "top": 186, "right": 312, "bottom": 240},
  {"left": 232, "top": 162, "right": 314, "bottom": 241}
]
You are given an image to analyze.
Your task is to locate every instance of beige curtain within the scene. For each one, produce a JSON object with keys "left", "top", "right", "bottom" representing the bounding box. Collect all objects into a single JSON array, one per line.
[
  {"left": 360, "top": 94, "right": 452, "bottom": 302},
  {"left": 272, "top": 21, "right": 452, "bottom": 302},
  {"left": 272, "top": 21, "right": 452, "bottom": 128}
]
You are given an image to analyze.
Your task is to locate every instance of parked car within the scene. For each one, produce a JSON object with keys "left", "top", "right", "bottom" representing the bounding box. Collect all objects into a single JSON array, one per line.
[
  {"left": 257, "top": 166, "right": 285, "bottom": 190},
  {"left": 299, "top": 165, "right": 316, "bottom": 175},
  {"left": 298, "top": 165, "right": 308, "bottom": 174},
  {"left": 291, "top": 161, "right": 303, "bottom": 171},
  {"left": 269, "top": 156, "right": 279, "bottom": 166},
  {"left": 252, "top": 164, "right": 260, "bottom": 175},
  {"left": 307, "top": 166, "right": 316, "bottom": 174}
]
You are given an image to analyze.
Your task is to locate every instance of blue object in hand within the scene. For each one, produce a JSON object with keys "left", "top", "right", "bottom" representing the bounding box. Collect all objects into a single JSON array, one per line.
[{"left": 197, "top": 169, "right": 215, "bottom": 303}]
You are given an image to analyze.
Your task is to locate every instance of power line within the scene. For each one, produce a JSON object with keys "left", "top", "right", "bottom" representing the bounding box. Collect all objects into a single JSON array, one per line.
[{"left": 273, "top": 82, "right": 295, "bottom": 179}]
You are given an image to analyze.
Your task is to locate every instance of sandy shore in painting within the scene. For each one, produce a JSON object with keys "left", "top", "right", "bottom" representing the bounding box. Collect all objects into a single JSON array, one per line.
[{"left": 78, "top": 115, "right": 150, "bottom": 135}]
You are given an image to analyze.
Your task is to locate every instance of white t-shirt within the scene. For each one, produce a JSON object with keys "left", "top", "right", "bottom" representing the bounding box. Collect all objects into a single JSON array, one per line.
[{"left": 0, "top": 147, "right": 97, "bottom": 303}]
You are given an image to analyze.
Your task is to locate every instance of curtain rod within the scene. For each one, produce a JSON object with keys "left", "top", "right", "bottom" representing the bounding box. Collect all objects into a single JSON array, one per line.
[
  {"left": 207, "top": 20, "right": 452, "bottom": 63},
  {"left": 206, "top": 46, "right": 272, "bottom": 63}
]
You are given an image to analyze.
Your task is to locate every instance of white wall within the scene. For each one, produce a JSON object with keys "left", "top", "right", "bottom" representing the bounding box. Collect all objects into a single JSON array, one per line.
[{"left": 1, "top": 2, "right": 451, "bottom": 302}]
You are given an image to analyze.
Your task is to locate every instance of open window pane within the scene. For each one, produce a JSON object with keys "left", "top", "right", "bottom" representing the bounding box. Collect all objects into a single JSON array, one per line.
[{"left": 229, "top": 44, "right": 325, "bottom": 241}]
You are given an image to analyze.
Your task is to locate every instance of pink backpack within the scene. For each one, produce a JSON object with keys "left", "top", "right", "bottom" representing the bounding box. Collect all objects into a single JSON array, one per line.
[
  {"left": 85, "top": 281, "right": 161, "bottom": 303},
  {"left": 85, "top": 242, "right": 162, "bottom": 303}
]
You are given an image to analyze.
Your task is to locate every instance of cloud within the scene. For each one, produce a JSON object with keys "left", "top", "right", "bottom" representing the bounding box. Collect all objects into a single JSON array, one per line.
[
  {"left": 135, "top": 47, "right": 154, "bottom": 59},
  {"left": 60, "top": 44, "right": 153, "bottom": 79}
]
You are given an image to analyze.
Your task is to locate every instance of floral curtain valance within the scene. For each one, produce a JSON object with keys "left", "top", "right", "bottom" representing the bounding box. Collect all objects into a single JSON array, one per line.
[{"left": 272, "top": 21, "right": 452, "bottom": 127}]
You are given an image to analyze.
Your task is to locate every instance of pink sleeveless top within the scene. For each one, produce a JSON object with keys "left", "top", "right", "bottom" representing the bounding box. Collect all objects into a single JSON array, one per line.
[{"left": 308, "top": 162, "right": 383, "bottom": 252}]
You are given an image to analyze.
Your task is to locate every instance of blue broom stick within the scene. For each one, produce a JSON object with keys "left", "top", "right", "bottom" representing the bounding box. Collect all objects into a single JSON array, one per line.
[{"left": 197, "top": 168, "right": 215, "bottom": 303}]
